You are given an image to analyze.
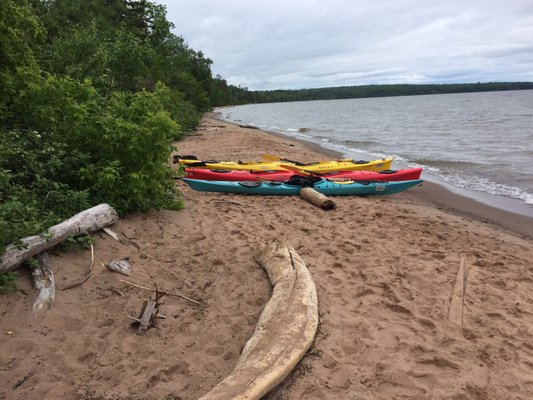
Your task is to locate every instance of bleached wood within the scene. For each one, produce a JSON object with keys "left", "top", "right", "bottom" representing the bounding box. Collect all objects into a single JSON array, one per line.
[
  {"left": 300, "top": 187, "right": 336, "bottom": 210},
  {"left": 120, "top": 279, "right": 203, "bottom": 306},
  {"left": 107, "top": 259, "right": 132, "bottom": 276},
  {"left": 199, "top": 242, "right": 318, "bottom": 400},
  {"left": 448, "top": 256, "right": 470, "bottom": 326},
  {"left": 102, "top": 227, "right": 120, "bottom": 241},
  {"left": 31, "top": 252, "right": 55, "bottom": 314},
  {"left": 0, "top": 204, "right": 118, "bottom": 273}
]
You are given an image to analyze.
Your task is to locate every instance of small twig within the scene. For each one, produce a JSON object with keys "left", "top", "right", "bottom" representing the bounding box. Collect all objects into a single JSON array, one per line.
[
  {"left": 120, "top": 279, "right": 204, "bottom": 307},
  {"left": 126, "top": 315, "right": 141, "bottom": 323},
  {"left": 102, "top": 227, "right": 119, "bottom": 241},
  {"left": 60, "top": 244, "right": 95, "bottom": 291},
  {"left": 96, "top": 286, "right": 125, "bottom": 296},
  {"left": 13, "top": 372, "right": 33, "bottom": 389}
]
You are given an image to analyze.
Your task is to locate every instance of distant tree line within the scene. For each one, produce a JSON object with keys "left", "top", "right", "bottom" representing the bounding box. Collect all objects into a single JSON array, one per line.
[{"left": 225, "top": 82, "right": 533, "bottom": 104}]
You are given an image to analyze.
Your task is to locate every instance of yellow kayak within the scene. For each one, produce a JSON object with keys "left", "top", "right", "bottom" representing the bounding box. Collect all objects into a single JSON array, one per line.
[
  {"left": 295, "top": 157, "right": 393, "bottom": 172},
  {"left": 173, "top": 155, "right": 393, "bottom": 172}
]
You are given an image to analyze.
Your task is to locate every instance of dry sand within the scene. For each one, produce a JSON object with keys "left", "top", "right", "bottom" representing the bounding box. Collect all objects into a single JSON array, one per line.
[{"left": 1, "top": 115, "right": 533, "bottom": 400}]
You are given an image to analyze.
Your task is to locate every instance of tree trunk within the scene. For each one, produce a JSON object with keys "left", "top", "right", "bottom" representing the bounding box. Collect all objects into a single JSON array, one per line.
[{"left": 0, "top": 204, "right": 118, "bottom": 273}]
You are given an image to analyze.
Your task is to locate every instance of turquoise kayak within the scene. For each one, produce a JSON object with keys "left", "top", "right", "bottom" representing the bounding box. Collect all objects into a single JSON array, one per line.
[{"left": 182, "top": 177, "right": 423, "bottom": 196}]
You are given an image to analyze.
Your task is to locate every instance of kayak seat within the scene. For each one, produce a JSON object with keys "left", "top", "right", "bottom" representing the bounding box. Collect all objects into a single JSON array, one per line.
[
  {"left": 354, "top": 180, "right": 383, "bottom": 185},
  {"left": 285, "top": 175, "right": 322, "bottom": 187},
  {"left": 378, "top": 169, "right": 397, "bottom": 174},
  {"left": 239, "top": 181, "right": 261, "bottom": 188}
]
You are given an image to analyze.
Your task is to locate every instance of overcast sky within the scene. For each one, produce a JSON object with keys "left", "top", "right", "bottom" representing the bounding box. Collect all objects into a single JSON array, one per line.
[{"left": 159, "top": 0, "right": 533, "bottom": 90}]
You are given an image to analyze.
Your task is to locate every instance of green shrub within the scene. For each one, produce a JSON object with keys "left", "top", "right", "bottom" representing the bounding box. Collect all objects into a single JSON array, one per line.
[
  {"left": 0, "top": 272, "right": 17, "bottom": 293},
  {"left": 0, "top": 69, "right": 183, "bottom": 255}
]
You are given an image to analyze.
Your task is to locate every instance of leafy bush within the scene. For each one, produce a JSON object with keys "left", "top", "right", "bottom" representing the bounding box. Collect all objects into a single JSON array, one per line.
[
  {"left": 0, "top": 68, "right": 183, "bottom": 255},
  {"left": 0, "top": 0, "right": 238, "bottom": 260},
  {"left": 0, "top": 272, "right": 17, "bottom": 293}
]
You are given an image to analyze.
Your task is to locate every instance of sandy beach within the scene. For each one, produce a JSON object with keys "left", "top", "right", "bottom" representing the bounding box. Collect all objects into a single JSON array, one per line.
[{"left": 1, "top": 114, "right": 533, "bottom": 400}]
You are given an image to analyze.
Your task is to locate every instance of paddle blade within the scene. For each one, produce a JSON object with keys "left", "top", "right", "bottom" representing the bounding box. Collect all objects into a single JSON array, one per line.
[
  {"left": 278, "top": 164, "right": 311, "bottom": 175},
  {"left": 261, "top": 154, "right": 282, "bottom": 161}
]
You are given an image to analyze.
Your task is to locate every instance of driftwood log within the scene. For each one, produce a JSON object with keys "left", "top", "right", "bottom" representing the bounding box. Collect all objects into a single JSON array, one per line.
[
  {"left": 300, "top": 187, "right": 336, "bottom": 210},
  {"left": 199, "top": 242, "right": 318, "bottom": 400},
  {"left": 128, "top": 288, "right": 165, "bottom": 335},
  {"left": 448, "top": 256, "right": 470, "bottom": 327},
  {"left": 0, "top": 204, "right": 118, "bottom": 273},
  {"left": 31, "top": 252, "right": 55, "bottom": 314}
]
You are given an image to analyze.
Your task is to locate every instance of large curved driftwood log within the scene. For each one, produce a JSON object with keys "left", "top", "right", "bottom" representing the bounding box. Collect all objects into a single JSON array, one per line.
[
  {"left": 199, "top": 242, "right": 318, "bottom": 400},
  {"left": 0, "top": 204, "right": 118, "bottom": 273}
]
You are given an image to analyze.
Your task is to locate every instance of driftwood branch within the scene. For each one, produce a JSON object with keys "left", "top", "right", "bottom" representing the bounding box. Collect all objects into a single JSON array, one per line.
[
  {"left": 31, "top": 252, "right": 55, "bottom": 314},
  {"left": 199, "top": 242, "right": 318, "bottom": 400},
  {"left": 60, "top": 244, "right": 95, "bottom": 291},
  {"left": 128, "top": 286, "right": 166, "bottom": 335},
  {"left": 102, "top": 227, "right": 120, "bottom": 241},
  {"left": 300, "top": 187, "right": 336, "bottom": 210},
  {"left": 120, "top": 279, "right": 204, "bottom": 307},
  {"left": 448, "top": 256, "right": 470, "bottom": 326},
  {"left": 0, "top": 204, "right": 118, "bottom": 273}
]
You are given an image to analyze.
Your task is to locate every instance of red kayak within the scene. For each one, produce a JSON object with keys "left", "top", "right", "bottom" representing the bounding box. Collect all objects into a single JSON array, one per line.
[{"left": 184, "top": 167, "right": 423, "bottom": 182}]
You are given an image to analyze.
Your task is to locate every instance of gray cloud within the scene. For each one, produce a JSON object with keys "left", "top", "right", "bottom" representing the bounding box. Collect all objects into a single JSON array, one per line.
[{"left": 159, "top": 0, "right": 533, "bottom": 90}]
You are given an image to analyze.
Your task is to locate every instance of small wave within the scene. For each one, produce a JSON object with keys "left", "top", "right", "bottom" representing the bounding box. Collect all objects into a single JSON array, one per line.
[
  {"left": 442, "top": 172, "right": 532, "bottom": 203},
  {"left": 343, "top": 139, "right": 380, "bottom": 148},
  {"left": 412, "top": 158, "right": 483, "bottom": 170},
  {"left": 334, "top": 143, "right": 397, "bottom": 161}
]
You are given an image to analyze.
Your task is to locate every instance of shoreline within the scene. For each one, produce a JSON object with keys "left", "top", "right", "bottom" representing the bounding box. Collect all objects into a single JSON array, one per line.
[{"left": 211, "top": 112, "right": 533, "bottom": 239}]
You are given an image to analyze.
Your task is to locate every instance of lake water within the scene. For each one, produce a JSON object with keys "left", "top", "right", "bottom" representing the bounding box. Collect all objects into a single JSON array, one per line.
[{"left": 217, "top": 90, "right": 533, "bottom": 216}]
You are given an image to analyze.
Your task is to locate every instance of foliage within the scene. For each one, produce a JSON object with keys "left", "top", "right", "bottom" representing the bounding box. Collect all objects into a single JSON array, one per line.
[
  {"left": 0, "top": 272, "right": 17, "bottom": 293},
  {"left": 0, "top": 0, "right": 43, "bottom": 72},
  {"left": 56, "top": 234, "right": 94, "bottom": 253},
  {"left": 0, "top": 0, "right": 231, "bottom": 258}
]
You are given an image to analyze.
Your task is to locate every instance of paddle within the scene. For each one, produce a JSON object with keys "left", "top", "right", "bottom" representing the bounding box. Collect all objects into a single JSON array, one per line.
[
  {"left": 278, "top": 163, "right": 324, "bottom": 176},
  {"left": 261, "top": 154, "right": 282, "bottom": 161},
  {"left": 261, "top": 154, "right": 307, "bottom": 166}
]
